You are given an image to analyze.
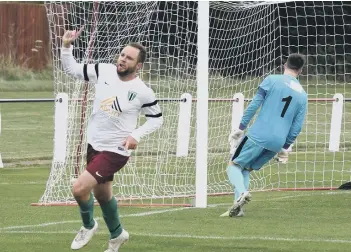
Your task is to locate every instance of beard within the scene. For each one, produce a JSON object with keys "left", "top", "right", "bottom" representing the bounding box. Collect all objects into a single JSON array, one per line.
[{"left": 117, "top": 65, "right": 136, "bottom": 77}]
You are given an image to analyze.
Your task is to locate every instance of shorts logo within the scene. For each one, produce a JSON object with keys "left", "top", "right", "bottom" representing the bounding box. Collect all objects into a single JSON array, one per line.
[
  {"left": 128, "top": 90, "right": 137, "bottom": 102},
  {"left": 95, "top": 171, "right": 103, "bottom": 177}
]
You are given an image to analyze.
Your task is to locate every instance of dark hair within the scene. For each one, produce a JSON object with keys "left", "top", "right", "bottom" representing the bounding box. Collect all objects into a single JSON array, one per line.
[
  {"left": 286, "top": 53, "right": 305, "bottom": 71},
  {"left": 128, "top": 42, "right": 147, "bottom": 64}
]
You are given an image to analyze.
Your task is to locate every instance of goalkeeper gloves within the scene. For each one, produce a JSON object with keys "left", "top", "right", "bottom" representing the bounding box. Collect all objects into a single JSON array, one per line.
[
  {"left": 228, "top": 129, "right": 244, "bottom": 155},
  {"left": 275, "top": 148, "right": 289, "bottom": 164}
]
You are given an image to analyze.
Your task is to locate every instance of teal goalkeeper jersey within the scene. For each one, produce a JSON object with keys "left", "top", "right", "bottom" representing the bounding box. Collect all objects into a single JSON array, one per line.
[{"left": 241, "top": 74, "right": 308, "bottom": 153}]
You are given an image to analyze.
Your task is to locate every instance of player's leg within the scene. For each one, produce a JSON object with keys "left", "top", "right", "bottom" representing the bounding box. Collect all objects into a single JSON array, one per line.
[
  {"left": 70, "top": 144, "right": 100, "bottom": 250},
  {"left": 222, "top": 168, "right": 249, "bottom": 217},
  {"left": 227, "top": 137, "right": 250, "bottom": 199},
  {"left": 228, "top": 136, "right": 258, "bottom": 198},
  {"left": 94, "top": 181, "right": 129, "bottom": 252},
  {"left": 91, "top": 150, "right": 129, "bottom": 252},
  {"left": 239, "top": 149, "right": 276, "bottom": 217},
  {"left": 235, "top": 168, "right": 252, "bottom": 217},
  {"left": 71, "top": 170, "right": 99, "bottom": 250},
  {"left": 72, "top": 144, "right": 99, "bottom": 229},
  {"left": 72, "top": 171, "right": 98, "bottom": 228},
  {"left": 94, "top": 181, "right": 123, "bottom": 240},
  {"left": 242, "top": 168, "right": 251, "bottom": 192},
  {"left": 226, "top": 137, "right": 263, "bottom": 217},
  {"left": 233, "top": 168, "right": 251, "bottom": 201}
]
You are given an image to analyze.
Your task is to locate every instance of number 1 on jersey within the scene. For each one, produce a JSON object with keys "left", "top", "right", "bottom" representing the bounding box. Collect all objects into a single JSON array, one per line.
[{"left": 281, "top": 96, "right": 292, "bottom": 118}]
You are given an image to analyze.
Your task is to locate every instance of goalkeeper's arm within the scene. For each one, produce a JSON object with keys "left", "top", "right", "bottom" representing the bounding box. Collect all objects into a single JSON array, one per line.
[
  {"left": 283, "top": 100, "right": 307, "bottom": 150},
  {"left": 276, "top": 101, "right": 307, "bottom": 164},
  {"left": 228, "top": 88, "right": 266, "bottom": 154},
  {"left": 238, "top": 87, "right": 266, "bottom": 130}
]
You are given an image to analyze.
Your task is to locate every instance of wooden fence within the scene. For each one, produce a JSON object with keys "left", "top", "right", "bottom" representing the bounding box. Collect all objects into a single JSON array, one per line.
[{"left": 0, "top": 3, "right": 50, "bottom": 70}]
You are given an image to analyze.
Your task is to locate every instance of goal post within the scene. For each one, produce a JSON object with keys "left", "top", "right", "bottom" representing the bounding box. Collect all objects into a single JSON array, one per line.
[
  {"left": 195, "top": 0, "right": 209, "bottom": 208},
  {"left": 33, "top": 1, "right": 351, "bottom": 207}
]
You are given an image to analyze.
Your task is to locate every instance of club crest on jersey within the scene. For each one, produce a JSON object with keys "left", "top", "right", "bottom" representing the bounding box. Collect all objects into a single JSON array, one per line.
[{"left": 128, "top": 91, "right": 137, "bottom": 102}]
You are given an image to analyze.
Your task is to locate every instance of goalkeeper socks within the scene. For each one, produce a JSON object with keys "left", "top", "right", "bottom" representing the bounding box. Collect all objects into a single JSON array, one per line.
[
  {"left": 100, "top": 196, "right": 123, "bottom": 239},
  {"left": 234, "top": 189, "right": 240, "bottom": 201},
  {"left": 234, "top": 169, "right": 251, "bottom": 201},
  {"left": 227, "top": 164, "right": 246, "bottom": 199},
  {"left": 76, "top": 192, "right": 95, "bottom": 229},
  {"left": 242, "top": 169, "right": 250, "bottom": 191}
]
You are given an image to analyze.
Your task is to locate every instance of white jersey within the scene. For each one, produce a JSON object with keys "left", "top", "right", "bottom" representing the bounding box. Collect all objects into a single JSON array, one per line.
[{"left": 61, "top": 46, "right": 163, "bottom": 156}]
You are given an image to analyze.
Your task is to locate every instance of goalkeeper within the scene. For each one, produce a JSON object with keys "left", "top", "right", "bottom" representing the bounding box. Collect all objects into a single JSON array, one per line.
[{"left": 222, "top": 54, "right": 307, "bottom": 217}]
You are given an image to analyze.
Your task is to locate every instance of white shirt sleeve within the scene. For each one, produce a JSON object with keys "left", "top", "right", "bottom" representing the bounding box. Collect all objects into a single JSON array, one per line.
[
  {"left": 61, "top": 45, "right": 99, "bottom": 82},
  {"left": 130, "top": 88, "right": 163, "bottom": 142}
]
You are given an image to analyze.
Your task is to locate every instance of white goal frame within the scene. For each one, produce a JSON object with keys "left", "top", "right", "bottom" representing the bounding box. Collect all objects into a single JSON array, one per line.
[{"left": 27, "top": 0, "right": 350, "bottom": 208}]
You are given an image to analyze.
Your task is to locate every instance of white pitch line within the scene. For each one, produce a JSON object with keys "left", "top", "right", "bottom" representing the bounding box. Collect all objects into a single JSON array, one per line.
[
  {"left": 0, "top": 172, "right": 47, "bottom": 175},
  {"left": 208, "top": 190, "right": 351, "bottom": 207},
  {"left": 0, "top": 191, "right": 349, "bottom": 231},
  {"left": 1, "top": 230, "right": 351, "bottom": 244},
  {"left": 253, "top": 190, "right": 351, "bottom": 201},
  {"left": 135, "top": 233, "right": 351, "bottom": 244},
  {"left": 0, "top": 207, "right": 186, "bottom": 231},
  {"left": 0, "top": 181, "right": 45, "bottom": 185}
]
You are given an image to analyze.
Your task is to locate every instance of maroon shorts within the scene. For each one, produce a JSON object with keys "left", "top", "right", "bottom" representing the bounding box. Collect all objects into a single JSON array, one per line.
[{"left": 86, "top": 144, "right": 129, "bottom": 184}]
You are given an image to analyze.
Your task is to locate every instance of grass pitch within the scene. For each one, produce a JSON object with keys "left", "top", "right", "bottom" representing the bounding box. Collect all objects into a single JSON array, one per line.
[
  {"left": 0, "top": 82, "right": 351, "bottom": 251},
  {"left": 0, "top": 167, "right": 351, "bottom": 252}
]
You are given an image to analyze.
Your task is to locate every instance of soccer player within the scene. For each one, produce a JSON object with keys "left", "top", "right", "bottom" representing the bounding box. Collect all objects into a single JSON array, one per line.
[
  {"left": 221, "top": 54, "right": 307, "bottom": 217},
  {"left": 61, "top": 29, "right": 163, "bottom": 251}
]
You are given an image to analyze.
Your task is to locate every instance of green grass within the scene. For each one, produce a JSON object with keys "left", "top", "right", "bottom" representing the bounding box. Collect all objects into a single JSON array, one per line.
[
  {"left": 0, "top": 91, "right": 54, "bottom": 162},
  {"left": 1, "top": 167, "right": 351, "bottom": 251},
  {"left": 0, "top": 82, "right": 351, "bottom": 193},
  {"left": 0, "top": 79, "right": 54, "bottom": 92},
  {"left": 0, "top": 79, "right": 351, "bottom": 251}
]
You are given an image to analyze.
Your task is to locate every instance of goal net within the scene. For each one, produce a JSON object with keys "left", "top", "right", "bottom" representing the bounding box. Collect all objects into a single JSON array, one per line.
[{"left": 36, "top": 1, "right": 351, "bottom": 206}]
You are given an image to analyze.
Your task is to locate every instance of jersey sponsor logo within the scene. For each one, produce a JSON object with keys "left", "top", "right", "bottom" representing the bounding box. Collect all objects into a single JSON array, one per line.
[
  {"left": 128, "top": 90, "right": 137, "bottom": 102},
  {"left": 100, "top": 96, "right": 121, "bottom": 117}
]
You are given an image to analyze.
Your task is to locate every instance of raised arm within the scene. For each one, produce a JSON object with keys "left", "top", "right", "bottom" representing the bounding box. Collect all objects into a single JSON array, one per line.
[{"left": 61, "top": 30, "right": 98, "bottom": 82}]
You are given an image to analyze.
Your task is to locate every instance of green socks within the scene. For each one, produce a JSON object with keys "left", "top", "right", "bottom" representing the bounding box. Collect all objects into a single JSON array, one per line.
[
  {"left": 76, "top": 192, "right": 95, "bottom": 229},
  {"left": 100, "top": 197, "right": 123, "bottom": 239},
  {"left": 76, "top": 193, "right": 122, "bottom": 238}
]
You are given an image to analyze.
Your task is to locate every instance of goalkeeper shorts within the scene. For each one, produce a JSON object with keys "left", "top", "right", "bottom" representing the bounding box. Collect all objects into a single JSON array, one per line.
[
  {"left": 86, "top": 143, "right": 129, "bottom": 184},
  {"left": 231, "top": 136, "right": 276, "bottom": 170}
]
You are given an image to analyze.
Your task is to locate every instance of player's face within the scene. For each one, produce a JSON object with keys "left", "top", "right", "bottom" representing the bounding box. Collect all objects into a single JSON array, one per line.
[{"left": 117, "top": 46, "right": 142, "bottom": 77}]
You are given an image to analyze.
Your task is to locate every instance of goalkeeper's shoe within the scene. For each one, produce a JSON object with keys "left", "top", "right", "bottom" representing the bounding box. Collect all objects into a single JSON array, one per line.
[
  {"left": 220, "top": 207, "right": 244, "bottom": 217},
  {"left": 237, "top": 208, "right": 245, "bottom": 217},
  {"left": 71, "top": 219, "right": 98, "bottom": 250},
  {"left": 104, "top": 229, "right": 129, "bottom": 252},
  {"left": 229, "top": 191, "right": 251, "bottom": 217}
]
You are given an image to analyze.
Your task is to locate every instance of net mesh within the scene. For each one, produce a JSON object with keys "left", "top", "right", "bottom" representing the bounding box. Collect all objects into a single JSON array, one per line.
[{"left": 37, "top": 1, "right": 351, "bottom": 205}]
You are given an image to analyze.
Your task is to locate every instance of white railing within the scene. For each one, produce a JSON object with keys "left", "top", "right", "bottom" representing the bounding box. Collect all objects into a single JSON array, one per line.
[{"left": 0, "top": 93, "right": 347, "bottom": 170}]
